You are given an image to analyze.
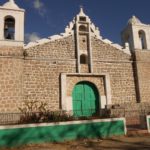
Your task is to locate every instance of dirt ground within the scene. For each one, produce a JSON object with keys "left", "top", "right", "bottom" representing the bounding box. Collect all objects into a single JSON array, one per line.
[{"left": 1, "top": 134, "right": 150, "bottom": 150}]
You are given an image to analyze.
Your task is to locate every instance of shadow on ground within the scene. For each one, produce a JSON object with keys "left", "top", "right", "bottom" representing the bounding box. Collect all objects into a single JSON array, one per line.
[{"left": 1, "top": 135, "right": 150, "bottom": 150}]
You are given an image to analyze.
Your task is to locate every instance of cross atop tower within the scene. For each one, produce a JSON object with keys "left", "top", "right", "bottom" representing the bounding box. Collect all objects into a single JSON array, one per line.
[
  {"left": 80, "top": 5, "right": 83, "bottom": 11},
  {"left": 78, "top": 5, "right": 86, "bottom": 16}
]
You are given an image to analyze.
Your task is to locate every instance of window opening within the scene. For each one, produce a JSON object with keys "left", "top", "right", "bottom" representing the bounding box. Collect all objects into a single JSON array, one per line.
[
  {"left": 4, "top": 17, "right": 15, "bottom": 40},
  {"left": 80, "top": 54, "right": 88, "bottom": 64},
  {"left": 139, "top": 30, "right": 147, "bottom": 49}
]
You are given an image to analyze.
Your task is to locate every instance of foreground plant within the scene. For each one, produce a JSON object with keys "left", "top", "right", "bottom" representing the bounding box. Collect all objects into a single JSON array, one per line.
[{"left": 18, "top": 100, "right": 74, "bottom": 123}]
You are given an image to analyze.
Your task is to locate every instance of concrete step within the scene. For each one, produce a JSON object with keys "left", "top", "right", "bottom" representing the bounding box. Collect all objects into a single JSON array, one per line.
[{"left": 127, "top": 128, "right": 149, "bottom": 136}]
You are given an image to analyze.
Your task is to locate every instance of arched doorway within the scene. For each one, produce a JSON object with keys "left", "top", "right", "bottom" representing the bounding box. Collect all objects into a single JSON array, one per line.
[{"left": 72, "top": 81, "right": 100, "bottom": 117}]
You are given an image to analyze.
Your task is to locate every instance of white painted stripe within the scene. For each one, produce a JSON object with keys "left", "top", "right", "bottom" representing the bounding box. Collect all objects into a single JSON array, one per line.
[
  {"left": 146, "top": 115, "right": 150, "bottom": 133},
  {"left": 123, "top": 118, "right": 127, "bottom": 135},
  {"left": 0, "top": 118, "right": 125, "bottom": 130}
]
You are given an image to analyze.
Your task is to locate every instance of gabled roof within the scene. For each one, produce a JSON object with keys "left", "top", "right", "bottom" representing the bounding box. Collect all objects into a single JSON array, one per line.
[
  {"left": 128, "top": 16, "right": 142, "bottom": 25},
  {"left": 1, "top": 0, "right": 24, "bottom": 11},
  {"left": 24, "top": 8, "right": 131, "bottom": 55}
]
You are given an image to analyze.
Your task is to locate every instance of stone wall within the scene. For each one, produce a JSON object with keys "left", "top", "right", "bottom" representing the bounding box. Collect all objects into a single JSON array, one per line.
[
  {"left": 92, "top": 37, "right": 137, "bottom": 105},
  {"left": 23, "top": 59, "right": 76, "bottom": 111},
  {"left": 93, "top": 62, "right": 136, "bottom": 105},
  {"left": 79, "top": 34, "right": 88, "bottom": 51},
  {"left": 0, "top": 46, "right": 23, "bottom": 112},
  {"left": 80, "top": 64, "right": 89, "bottom": 73},
  {"left": 26, "top": 36, "right": 75, "bottom": 59},
  {"left": 22, "top": 36, "right": 77, "bottom": 111},
  {"left": 92, "top": 37, "right": 131, "bottom": 61},
  {"left": 0, "top": 36, "right": 144, "bottom": 113},
  {"left": 135, "top": 50, "right": 150, "bottom": 102},
  {"left": 0, "top": 46, "right": 23, "bottom": 57}
]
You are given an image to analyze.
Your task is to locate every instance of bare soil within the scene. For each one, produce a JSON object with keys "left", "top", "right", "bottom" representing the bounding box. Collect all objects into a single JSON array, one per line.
[{"left": 1, "top": 134, "right": 150, "bottom": 150}]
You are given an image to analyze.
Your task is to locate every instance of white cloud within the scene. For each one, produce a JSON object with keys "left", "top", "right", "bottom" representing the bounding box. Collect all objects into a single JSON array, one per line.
[
  {"left": 33, "top": 0, "right": 46, "bottom": 16},
  {"left": 25, "top": 32, "right": 41, "bottom": 43},
  {"left": 33, "top": 0, "right": 43, "bottom": 9}
]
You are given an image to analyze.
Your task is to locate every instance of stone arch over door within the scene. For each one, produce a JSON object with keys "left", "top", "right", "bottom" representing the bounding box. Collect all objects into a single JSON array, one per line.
[
  {"left": 60, "top": 73, "right": 112, "bottom": 112},
  {"left": 72, "top": 81, "right": 100, "bottom": 117}
]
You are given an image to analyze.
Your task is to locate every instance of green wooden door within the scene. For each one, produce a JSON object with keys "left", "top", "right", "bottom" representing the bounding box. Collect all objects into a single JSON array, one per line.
[{"left": 72, "top": 81, "right": 100, "bottom": 117}]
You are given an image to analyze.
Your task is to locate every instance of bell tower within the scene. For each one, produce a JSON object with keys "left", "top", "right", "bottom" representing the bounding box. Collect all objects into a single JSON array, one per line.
[
  {"left": 63, "top": 7, "right": 101, "bottom": 73},
  {"left": 121, "top": 16, "right": 150, "bottom": 103},
  {"left": 0, "top": 0, "right": 25, "bottom": 46},
  {"left": 75, "top": 7, "right": 95, "bottom": 73},
  {"left": 121, "top": 16, "right": 150, "bottom": 51}
]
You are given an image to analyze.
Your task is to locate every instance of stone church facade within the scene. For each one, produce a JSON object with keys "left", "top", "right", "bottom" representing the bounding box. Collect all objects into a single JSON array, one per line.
[{"left": 0, "top": 0, "right": 150, "bottom": 116}]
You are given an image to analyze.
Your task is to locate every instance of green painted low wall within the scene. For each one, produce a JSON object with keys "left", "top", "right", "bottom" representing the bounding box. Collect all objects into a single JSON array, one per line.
[{"left": 0, "top": 118, "right": 126, "bottom": 148}]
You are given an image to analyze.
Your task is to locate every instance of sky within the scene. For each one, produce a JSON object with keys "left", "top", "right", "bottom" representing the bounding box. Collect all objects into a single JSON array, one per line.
[{"left": 1, "top": 0, "right": 150, "bottom": 44}]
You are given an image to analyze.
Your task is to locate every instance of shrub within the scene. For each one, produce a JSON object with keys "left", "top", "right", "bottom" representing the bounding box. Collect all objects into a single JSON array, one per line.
[{"left": 18, "top": 100, "right": 74, "bottom": 123}]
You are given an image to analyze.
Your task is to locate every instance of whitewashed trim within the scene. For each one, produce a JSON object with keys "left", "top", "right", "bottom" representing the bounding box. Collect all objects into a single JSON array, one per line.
[
  {"left": 24, "top": 8, "right": 101, "bottom": 50},
  {"left": 99, "top": 38, "right": 131, "bottom": 55},
  {"left": 146, "top": 115, "right": 150, "bottom": 133},
  {"left": 24, "top": 8, "right": 131, "bottom": 57},
  {"left": 63, "top": 73, "right": 110, "bottom": 76},
  {"left": 1, "top": 0, "right": 25, "bottom": 11},
  {"left": 61, "top": 74, "right": 67, "bottom": 110},
  {"left": 0, "top": 6, "right": 25, "bottom": 12},
  {"left": 0, "top": 39, "right": 23, "bottom": 47},
  {"left": 24, "top": 34, "right": 72, "bottom": 49},
  {"left": 0, "top": 117, "right": 126, "bottom": 130},
  {"left": 124, "top": 118, "right": 127, "bottom": 135},
  {"left": 61, "top": 73, "right": 112, "bottom": 110},
  {"left": 105, "top": 74, "right": 112, "bottom": 106}
]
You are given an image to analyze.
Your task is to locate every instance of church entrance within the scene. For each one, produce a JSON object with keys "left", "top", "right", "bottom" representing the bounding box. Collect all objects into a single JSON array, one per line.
[{"left": 72, "top": 81, "right": 100, "bottom": 117}]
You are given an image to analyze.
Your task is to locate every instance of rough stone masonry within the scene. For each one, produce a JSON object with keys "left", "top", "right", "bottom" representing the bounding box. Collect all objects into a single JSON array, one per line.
[{"left": 0, "top": 1, "right": 150, "bottom": 116}]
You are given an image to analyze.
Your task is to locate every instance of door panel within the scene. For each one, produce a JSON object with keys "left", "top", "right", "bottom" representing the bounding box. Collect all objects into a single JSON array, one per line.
[
  {"left": 72, "top": 81, "right": 100, "bottom": 117},
  {"left": 72, "top": 84, "right": 84, "bottom": 116}
]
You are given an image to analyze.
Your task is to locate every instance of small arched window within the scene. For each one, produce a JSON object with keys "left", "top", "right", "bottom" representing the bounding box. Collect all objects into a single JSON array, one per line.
[
  {"left": 80, "top": 54, "right": 88, "bottom": 64},
  {"left": 79, "top": 25, "right": 87, "bottom": 32},
  {"left": 138, "top": 30, "right": 147, "bottom": 49},
  {"left": 4, "top": 16, "right": 15, "bottom": 40}
]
